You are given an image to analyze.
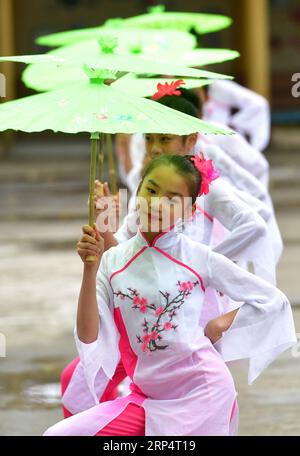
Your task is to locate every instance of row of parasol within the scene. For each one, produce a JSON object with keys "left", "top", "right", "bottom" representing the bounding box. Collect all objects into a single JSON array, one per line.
[{"left": 0, "top": 4, "right": 240, "bottom": 260}]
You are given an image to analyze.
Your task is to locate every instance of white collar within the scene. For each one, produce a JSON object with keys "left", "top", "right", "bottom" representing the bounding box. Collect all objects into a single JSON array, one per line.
[{"left": 135, "top": 218, "right": 184, "bottom": 249}]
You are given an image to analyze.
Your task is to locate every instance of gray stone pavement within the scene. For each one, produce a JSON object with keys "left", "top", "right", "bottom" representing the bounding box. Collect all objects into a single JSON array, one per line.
[{"left": 0, "top": 133, "right": 300, "bottom": 436}]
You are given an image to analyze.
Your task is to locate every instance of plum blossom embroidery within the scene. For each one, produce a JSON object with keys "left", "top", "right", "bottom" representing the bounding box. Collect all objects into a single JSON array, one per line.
[
  {"left": 114, "top": 280, "right": 199, "bottom": 354},
  {"left": 179, "top": 281, "right": 194, "bottom": 292}
]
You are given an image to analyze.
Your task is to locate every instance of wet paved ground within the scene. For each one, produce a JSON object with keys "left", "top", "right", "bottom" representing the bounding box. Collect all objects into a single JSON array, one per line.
[{"left": 0, "top": 135, "right": 300, "bottom": 436}]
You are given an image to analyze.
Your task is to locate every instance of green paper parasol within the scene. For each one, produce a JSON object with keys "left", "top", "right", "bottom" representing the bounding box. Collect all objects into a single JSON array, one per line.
[
  {"left": 21, "top": 40, "right": 238, "bottom": 92},
  {"left": 112, "top": 76, "right": 213, "bottom": 99},
  {"left": 169, "top": 49, "right": 240, "bottom": 67},
  {"left": 23, "top": 67, "right": 213, "bottom": 95},
  {"left": 36, "top": 6, "right": 231, "bottom": 48},
  {"left": 0, "top": 66, "right": 230, "bottom": 135},
  {"left": 119, "top": 5, "right": 232, "bottom": 35},
  {"left": 0, "top": 66, "right": 232, "bottom": 258},
  {"left": 0, "top": 53, "right": 233, "bottom": 81},
  {"left": 36, "top": 27, "right": 197, "bottom": 52}
]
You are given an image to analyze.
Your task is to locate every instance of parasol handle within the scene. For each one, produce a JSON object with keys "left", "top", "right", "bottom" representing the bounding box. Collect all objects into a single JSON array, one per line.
[
  {"left": 106, "top": 133, "right": 118, "bottom": 195},
  {"left": 98, "top": 134, "right": 105, "bottom": 182},
  {"left": 86, "top": 132, "right": 100, "bottom": 264}
]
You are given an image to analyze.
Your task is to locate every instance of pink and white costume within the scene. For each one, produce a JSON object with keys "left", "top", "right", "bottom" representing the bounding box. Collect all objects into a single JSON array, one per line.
[
  {"left": 44, "top": 224, "right": 296, "bottom": 436},
  {"left": 196, "top": 129, "right": 270, "bottom": 190},
  {"left": 195, "top": 137, "right": 283, "bottom": 266},
  {"left": 117, "top": 177, "right": 276, "bottom": 285},
  {"left": 203, "top": 80, "right": 271, "bottom": 152},
  {"left": 196, "top": 137, "right": 268, "bottom": 203},
  {"left": 126, "top": 134, "right": 282, "bottom": 268},
  {"left": 129, "top": 128, "right": 269, "bottom": 194},
  {"left": 59, "top": 177, "right": 278, "bottom": 418}
]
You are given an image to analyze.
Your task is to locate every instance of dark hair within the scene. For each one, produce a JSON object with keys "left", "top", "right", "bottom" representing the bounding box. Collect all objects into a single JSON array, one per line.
[
  {"left": 179, "top": 87, "right": 203, "bottom": 117},
  {"left": 139, "top": 154, "right": 202, "bottom": 204},
  {"left": 152, "top": 94, "right": 199, "bottom": 143},
  {"left": 155, "top": 94, "right": 199, "bottom": 118}
]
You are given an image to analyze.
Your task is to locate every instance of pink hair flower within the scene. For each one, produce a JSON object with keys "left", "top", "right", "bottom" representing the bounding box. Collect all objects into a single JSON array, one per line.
[
  {"left": 152, "top": 79, "right": 186, "bottom": 101},
  {"left": 190, "top": 152, "right": 220, "bottom": 196}
]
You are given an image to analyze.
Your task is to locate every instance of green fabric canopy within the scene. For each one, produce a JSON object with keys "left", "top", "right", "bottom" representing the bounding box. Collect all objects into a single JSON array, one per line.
[
  {"left": 0, "top": 65, "right": 232, "bottom": 235},
  {"left": 0, "top": 53, "right": 233, "bottom": 81},
  {"left": 120, "top": 6, "right": 232, "bottom": 35},
  {"left": 20, "top": 40, "right": 236, "bottom": 93},
  {"left": 36, "top": 27, "right": 197, "bottom": 51},
  {"left": 0, "top": 67, "right": 230, "bottom": 135}
]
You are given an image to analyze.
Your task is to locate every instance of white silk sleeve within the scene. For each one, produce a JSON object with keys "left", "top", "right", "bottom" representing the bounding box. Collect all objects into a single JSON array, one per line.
[
  {"left": 208, "top": 122, "right": 270, "bottom": 188},
  {"left": 126, "top": 162, "right": 142, "bottom": 195},
  {"left": 230, "top": 95, "right": 270, "bottom": 152},
  {"left": 207, "top": 180, "right": 276, "bottom": 284},
  {"left": 114, "top": 199, "right": 139, "bottom": 244},
  {"left": 264, "top": 194, "right": 284, "bottom": 264},
  {"left": 130, "top": 133, "right": 146, "bottom": 164},
  {"left": 206, "top": 80, "right": 271, "bottom": 152},
  {"left": 224, "top": 134, "right": 270, "bottom": 188},
  {"left": 206, "top": 248, "right": 297, "bottom": 384},
  {"left": 203, "top": 143, "right": 268, "bottom": 202},
  {"left": 74, "top": 252, "right": 121, "bottom": 404},
  {"left": 233, "top": 188, "right": 272, "bottom": 224}
]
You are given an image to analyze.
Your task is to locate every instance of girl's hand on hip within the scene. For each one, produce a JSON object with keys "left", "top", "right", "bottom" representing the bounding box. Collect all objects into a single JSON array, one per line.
[
  {"left": 204, "top": 308, "right": 240, "bottom": 344},
  {"left": 204, "top": 318, "right": 224, "bottom": 344}
]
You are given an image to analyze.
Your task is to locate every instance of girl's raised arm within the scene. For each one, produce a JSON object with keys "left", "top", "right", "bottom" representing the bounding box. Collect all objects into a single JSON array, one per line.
[
  {"left": 74, "top": 250, "right": 121, "bottom": 405},
  {"left": 205, "top": 247, "right": 297, "bottom": 384}
]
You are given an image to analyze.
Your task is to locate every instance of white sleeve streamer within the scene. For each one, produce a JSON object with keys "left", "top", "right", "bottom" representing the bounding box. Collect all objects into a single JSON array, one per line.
[
  {"left": 207, "top": 180, "right": 276, "bottom": 284},
  {"left": 114, "top": 199, "right": 139, "bottom": 244},
  {"left": 230, "top": 95, "right": 270, "bottom": 152},
  {"left": 74, "top": 252, "right": 121, "bottom": 404},
  {"left": 207, "top": 121, "right": 270, "bottom": 188},
  {"left": 206, "top": 248, "right": 297, "bottom": 384},
  {"left": 233, "top": 188, "right": 272, "bottom": 224},
  {"left": 206, "top": 80, "right": 271, "bottom": 152},
  {"left": 130, "top": 133, "right": 146, "bottom": 164},
  {"left": 264, "top": 193, "right": 284, "bottom": 264},
  {"left": 203, "top": 143, "right": 268, "bottom": 202},
  {"left": 126, "top": 162, "right": 142, "bottom": 196}
]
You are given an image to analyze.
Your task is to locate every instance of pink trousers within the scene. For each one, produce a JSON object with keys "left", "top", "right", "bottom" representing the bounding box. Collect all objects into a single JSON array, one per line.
[
  {"left": 61, "top": 356, "right": 145, "bottom": 436},
  {"left": 61, "top": 356, "right": 237, "bottom": 436}
]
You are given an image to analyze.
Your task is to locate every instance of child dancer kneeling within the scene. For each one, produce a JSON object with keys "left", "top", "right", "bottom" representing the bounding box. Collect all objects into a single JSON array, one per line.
[{"left": 44, "top": 155, "right": 296, "bottom": 436}]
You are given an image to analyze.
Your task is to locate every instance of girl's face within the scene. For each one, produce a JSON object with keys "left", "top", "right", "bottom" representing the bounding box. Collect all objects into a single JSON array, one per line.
[
  {"left": 144, "top": 133, "right": 197, "bottom": 161},
  {"left": 137, "top": 165, "right": 194, "bottom": 232}
]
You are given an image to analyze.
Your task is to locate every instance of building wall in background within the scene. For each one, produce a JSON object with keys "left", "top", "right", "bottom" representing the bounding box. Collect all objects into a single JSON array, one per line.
[
  {"left": 270, "top": 0, "right": 300, "bottom": 112},
  {"left": 4, "top": 1, "right": 300, "bottom": 115}
]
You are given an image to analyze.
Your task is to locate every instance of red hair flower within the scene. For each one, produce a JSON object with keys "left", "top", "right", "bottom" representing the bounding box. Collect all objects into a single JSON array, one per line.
[
  {"left": 190, "top": 152, "right": 220, "bottom": 196},
  {"left": 152, "top": 79, "right": 186, "bottom": 100}
]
